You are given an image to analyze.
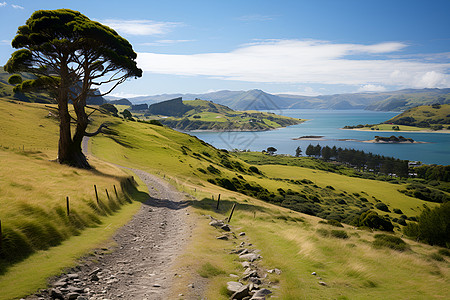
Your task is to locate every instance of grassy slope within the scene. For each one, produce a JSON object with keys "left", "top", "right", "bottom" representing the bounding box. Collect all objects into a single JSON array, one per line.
[
  {"left": 388, "top": 103, "right": 450, "bottom": 125},
  {"left": 0, "top": 99, "right": 147, "bottom": 299},
  {"left": 346, "top": 104, "right": 450, "bottom": 132},
  {"left": 1, "top": 99, "right": 448, "bottom": 299},
  {"left": 129, "top": 99, "right": 305, "bottom": 131},
  {"left": 90, "top": 114, "right": 449, "bottom": 299}
]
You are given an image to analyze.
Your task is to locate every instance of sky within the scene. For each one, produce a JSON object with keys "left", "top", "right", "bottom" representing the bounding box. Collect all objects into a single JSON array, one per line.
[{"left": 1, "top": 0, "right": 450, "bottom": 98}]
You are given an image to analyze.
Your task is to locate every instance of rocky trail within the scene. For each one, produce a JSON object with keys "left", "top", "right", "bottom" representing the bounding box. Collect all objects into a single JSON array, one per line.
[{"left": 23, "top": 140, "right": 194, "bottom": 300}]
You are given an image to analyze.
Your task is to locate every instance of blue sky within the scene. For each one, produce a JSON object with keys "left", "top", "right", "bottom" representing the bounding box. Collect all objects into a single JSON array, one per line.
[{"left": 1, "top": 0, "right": 450, "bottom": 97}]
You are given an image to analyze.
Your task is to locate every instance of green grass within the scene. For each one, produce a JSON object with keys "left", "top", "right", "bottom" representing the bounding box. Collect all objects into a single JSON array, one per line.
[{"left": 0, "top": 99, "right": 149, "bottom": 299}]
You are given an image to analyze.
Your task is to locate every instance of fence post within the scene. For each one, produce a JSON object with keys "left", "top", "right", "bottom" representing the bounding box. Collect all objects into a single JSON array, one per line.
[
  {"left": 0, "top": 219, "right": 2, "bottom": 250},
  {"left": 216, "top": 194, "right": 221, "bottom": 210},
  {"left": 66, "top": 196, "right": 70, "bottom": 216},
  {"left": 114, "top": 185, "right": 119, "bottom": 198},
  {"left": 228, "top": 203, "right": 237, "bottom": 223},
  {"left": 105, "top": 188, "right": 110, "bottom": 201},
  {"left": 94, "top": 185, "right": 99, "bottom": 205}
]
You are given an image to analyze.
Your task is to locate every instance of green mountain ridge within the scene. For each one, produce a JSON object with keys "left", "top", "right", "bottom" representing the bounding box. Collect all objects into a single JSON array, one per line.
[
  {"left": 142, "top": 97, "right": 304, "bottom": 131},
  {"left": 111, "top": 87, "right": 450, "bottom": 112}
]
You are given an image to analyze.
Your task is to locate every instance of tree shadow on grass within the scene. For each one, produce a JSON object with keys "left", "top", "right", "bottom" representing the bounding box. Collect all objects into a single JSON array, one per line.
[{"left": 188, "top": 197, "right": 270, "bottom": 217}]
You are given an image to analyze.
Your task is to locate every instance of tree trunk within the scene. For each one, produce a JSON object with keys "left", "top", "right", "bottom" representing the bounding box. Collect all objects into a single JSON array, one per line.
[{"left": 71, "top": 97, "right": 91, "bottom": 169}]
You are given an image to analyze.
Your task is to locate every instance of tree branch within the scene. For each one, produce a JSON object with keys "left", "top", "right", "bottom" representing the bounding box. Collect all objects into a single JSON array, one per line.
[{"left": 84, "top": 123, "right": 109, "bottom": 137}]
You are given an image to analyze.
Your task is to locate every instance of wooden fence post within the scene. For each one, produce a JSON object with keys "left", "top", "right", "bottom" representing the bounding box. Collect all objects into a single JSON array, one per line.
[
  {"left": 228, "top": 203, "right": 237, "bottom": 223},
  {"left": 66, "top": 196, "right": 70, "bottom": 216},
  {"left": 0, "top": 219, "right": 2, "bottom": 250},
  {"left": 94, "top": 185, "right": 99, "bottom": 205},
  {"left": 114, "top": 185, "right": 119, "bottom": 198},
  {"left": 216, "top": 194, "right": 221, "bottom": 210}
]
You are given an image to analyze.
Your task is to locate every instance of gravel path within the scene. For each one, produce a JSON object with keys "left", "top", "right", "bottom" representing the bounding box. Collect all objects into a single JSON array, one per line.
[{"left": 26, "top": 138, "right": 194, "bottom": 300}]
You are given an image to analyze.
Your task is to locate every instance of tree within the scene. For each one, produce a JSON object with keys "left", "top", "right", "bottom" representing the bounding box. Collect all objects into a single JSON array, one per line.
[
  {"left": 321, "top": 145, "right": 332, "bottom": 161},
  {"left": 295, "top": 146, "right": 302, "bottom": 157},
  {"left": 267, "top": 147, "right": 277, "bottom": 155},
  {"left": 4, "top": 9, "right": 142, "bottom": 168},
  {"left": 305, "top": 144, "right": 314, "bottom": 157}
]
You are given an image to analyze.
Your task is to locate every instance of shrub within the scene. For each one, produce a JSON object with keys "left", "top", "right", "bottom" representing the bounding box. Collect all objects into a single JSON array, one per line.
[
  {"left": 330, "top": 230, "right": 349, "bottom": 239},
  {"left": 403, "top": 202, "right": 450, "bottom": 247},
  {"left": 249, "top": 166, "right": 262, "bottom": 175},
  {"left": 372, "top": 234, "right": 410, "bottom": 252},
  {"left": 375, "top": 202, "right": 390, "bottom": 212},
  {"left": 327, "top": 219, "right": 344, "bottom": 227},
  {"left": 393, "top": 208, "right": 403, "bottom": 214},
  {"left": 207, "top": 165, "right": 221, "bottom": 175},
  {"left": 352, "top": 210, "right": 394, "bottom": 232},
  {"left": 437, "top": 248, "right": 450, "bottom": 257}
]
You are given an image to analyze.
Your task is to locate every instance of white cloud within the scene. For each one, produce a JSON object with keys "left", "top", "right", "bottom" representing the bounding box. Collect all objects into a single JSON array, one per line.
[
  {"left": 0, "top": 39, "right": 11, "bottom": 45},
  {"left": 108, "top": 92, "right": 149, "bottom": 98},
  {"left": 100, "top": 19, "right": 180, "bottom": 36},
  {"left": 136, "top": 39, "right": 450, "bottom": 89},
  {"left": 0, "top": 2, "right": 6, "bottom": 7},
  {"left": 358, "top": 84, "right": 387, "bottom": 92},
  {"left": 11, "top": 4, "right": 23, "bottom": 9}
]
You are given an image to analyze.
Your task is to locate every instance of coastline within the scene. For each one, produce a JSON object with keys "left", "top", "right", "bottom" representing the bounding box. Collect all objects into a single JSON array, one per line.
[{"left": 341, "top": 128, "right": 450, "bottom": 134}]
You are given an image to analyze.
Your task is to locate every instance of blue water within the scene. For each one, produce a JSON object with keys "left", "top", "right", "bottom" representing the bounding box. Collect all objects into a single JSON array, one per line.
[{"left": 189, "top": 109, "right": 450, "bottom": 165}]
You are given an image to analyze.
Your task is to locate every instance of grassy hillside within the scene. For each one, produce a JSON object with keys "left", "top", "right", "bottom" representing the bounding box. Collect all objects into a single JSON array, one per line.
[
  {"left": 137, "top": 98, "right": 304, "bottom": 131},
  {"left": 89, "top": 108, "right": 449, "bottom": 298},
  {"left": 0, "top": 99, "right": 148, "bottom": 299},
  {"left": 343, "top": 103, "right": 450, "bottom": 132},
  {"left": 1, "top": 99, "right": 448, "bottom": 299}
]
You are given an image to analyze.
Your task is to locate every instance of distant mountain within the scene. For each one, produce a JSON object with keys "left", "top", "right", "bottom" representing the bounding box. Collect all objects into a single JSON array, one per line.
[
  {"left": 122, "top": 88, "right": 450, "bottom": 112},
  {"left": 365, "top": 88, "right": 450, "bottom": 111},
  {"left": 108, "top": 98, "right": 133, "bottom": 106}
]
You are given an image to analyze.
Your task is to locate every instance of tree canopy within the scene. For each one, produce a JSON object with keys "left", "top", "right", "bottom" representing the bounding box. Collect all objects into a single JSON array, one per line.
[{"left": 5, "top": 9, "right": 142, "bottom": 168}]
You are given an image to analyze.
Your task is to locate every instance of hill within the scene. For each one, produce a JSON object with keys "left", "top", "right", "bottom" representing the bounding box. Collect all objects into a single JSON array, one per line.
[
  {"left": 122, "top": 88, "right": 450, "bottom": 111},
  {"left": 0, "top": 98, "right": 448, "bottom": 299},
  {"left": 387, "top": 103, "right": 450, "bottom": 129},
  {"left": 343, "top": 103, "right": 450, "bottom": 132},
  {"left": 143, "top": 97, "right": 304, "bottom": 131}
]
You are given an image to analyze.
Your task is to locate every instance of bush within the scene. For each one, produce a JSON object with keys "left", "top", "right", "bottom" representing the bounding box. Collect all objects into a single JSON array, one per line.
[
  {"left": 375, "top": 202, "right": 390, "bottom": 212},
  {"left": 372, "top": 234, "right": 410, "bottom": 252},
  {"left": 330, "top": 230, "right": 349, "bottom": 239},
  {"left": 249, "top": 166, "right": 262, "bottom": 175},
  {"left": 403, "top": 202, "right": 450, "bottom": 247},
  {"left": 327, "top": 219, "right": 344, "bottom": 227},
  {"left": 393, "top": 208, "right": 403, "bottom": 214},
  {"left": 438, "top": 248, "right": 450, "bottom": 257},
  {"left": 352, "top": 210, "right": 394, "bottom": 232}
]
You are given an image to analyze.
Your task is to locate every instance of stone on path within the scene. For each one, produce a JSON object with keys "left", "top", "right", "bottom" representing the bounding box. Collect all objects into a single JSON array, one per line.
[
  {"left": 239, "top": 253, "right": 259, "bottom": 262},
  {"left": 251, "top": 288, "right": 272, "bottom": 299},
  {"left": 227, "top": 281, "right": 243, "bottom": 293},
  {"left": 230, "top": 284, "right": 250, "bottom": 300}
]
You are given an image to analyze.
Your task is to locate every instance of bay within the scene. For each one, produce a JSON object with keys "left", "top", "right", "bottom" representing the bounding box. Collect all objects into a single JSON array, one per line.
[{"left": 189, "top": 109, "right": 450, "bottom": 165}]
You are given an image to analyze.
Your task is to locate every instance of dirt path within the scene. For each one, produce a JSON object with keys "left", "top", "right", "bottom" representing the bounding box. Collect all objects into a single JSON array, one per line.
[{"left": 26, "top": 138, "right": 194, "bottom": 299}]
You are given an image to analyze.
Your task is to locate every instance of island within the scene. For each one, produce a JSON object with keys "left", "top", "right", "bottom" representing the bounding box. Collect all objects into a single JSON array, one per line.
[
  {"left": 362, "top": 135, "right": 427, "bottom": 144},
  {"left": 129, "top": 97, "right": 305, "bottom": 131}
]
